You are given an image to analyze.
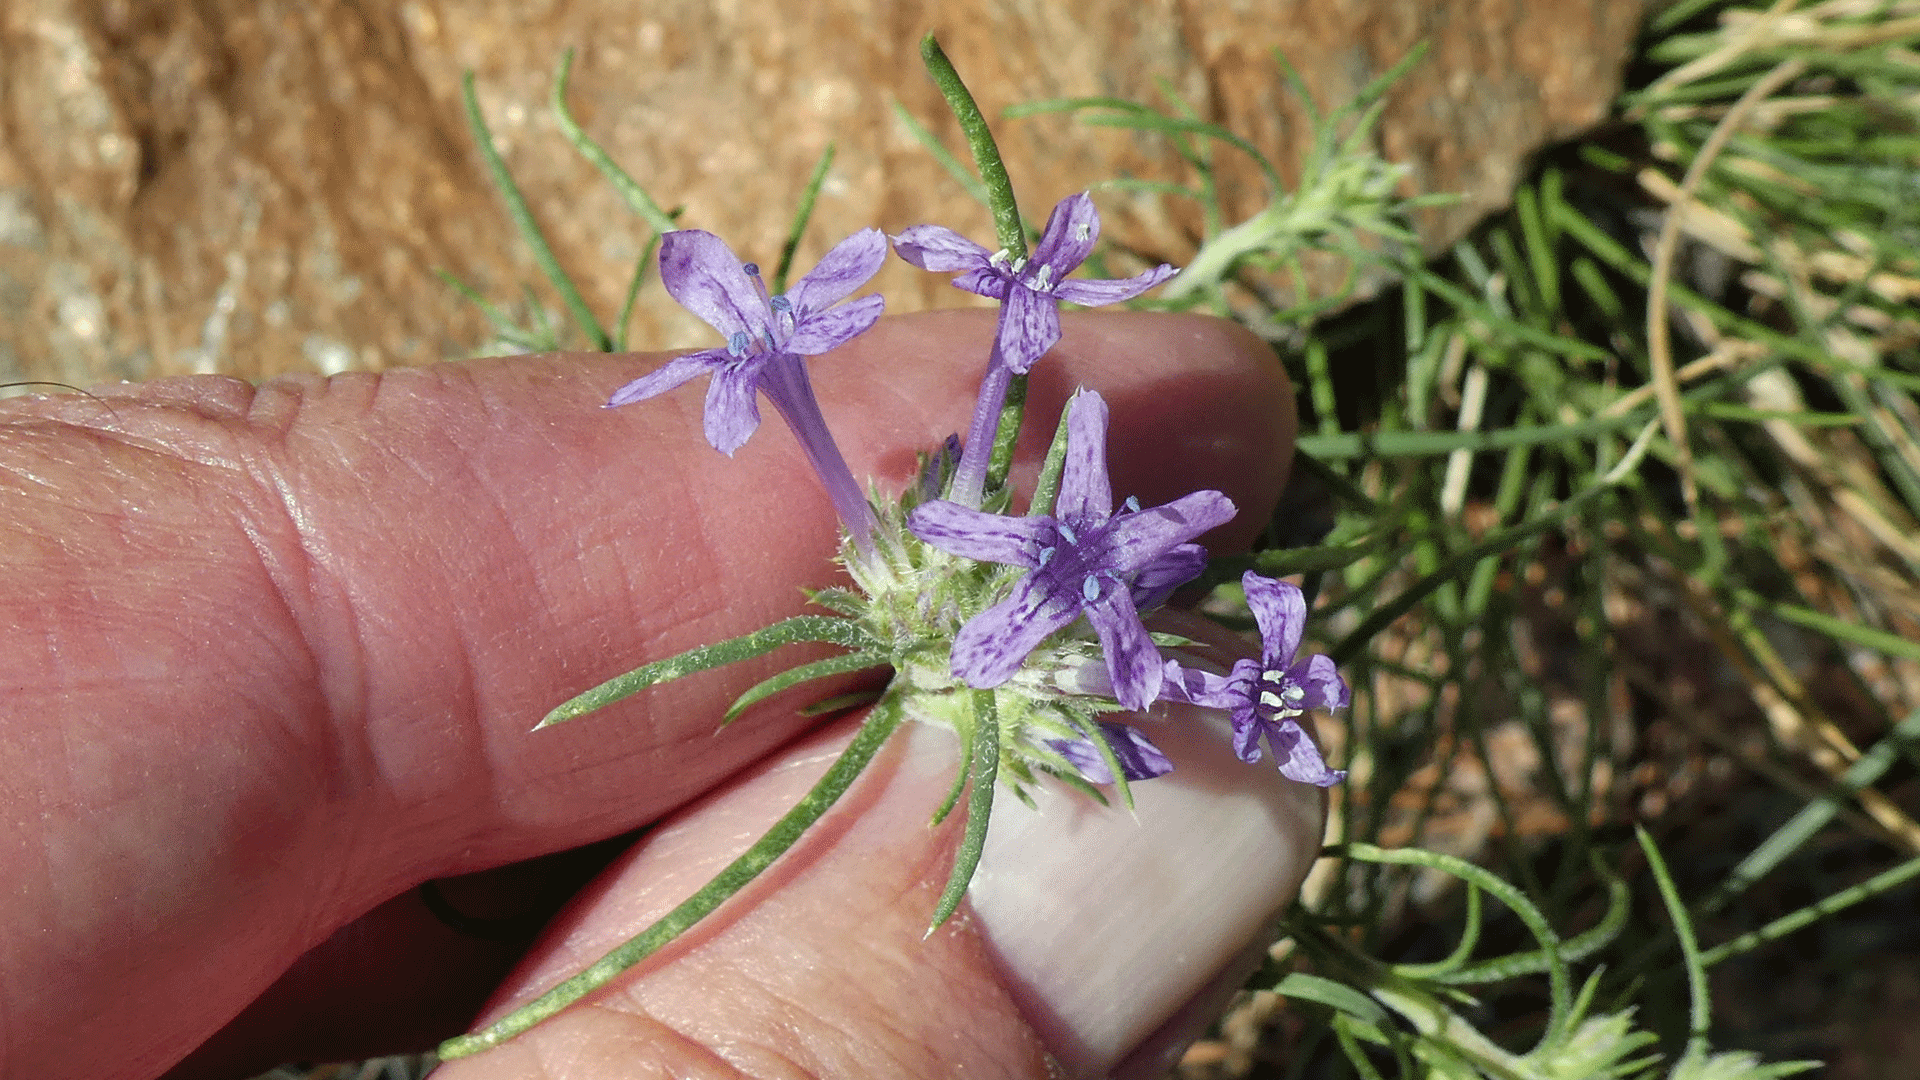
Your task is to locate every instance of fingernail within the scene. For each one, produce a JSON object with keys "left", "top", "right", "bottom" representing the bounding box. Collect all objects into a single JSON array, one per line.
[{"left": 967, "top": 703, "right": 1326, "bottom": 1078}]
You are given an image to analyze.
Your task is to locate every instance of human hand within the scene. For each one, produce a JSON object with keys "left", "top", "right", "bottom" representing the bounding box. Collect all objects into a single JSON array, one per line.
[{"left": 0, "top": 310, "right": 1319, "bottom": 1080}]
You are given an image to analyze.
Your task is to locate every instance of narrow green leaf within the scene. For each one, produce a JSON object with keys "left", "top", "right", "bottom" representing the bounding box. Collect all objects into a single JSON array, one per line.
[
  {"left": 462, "top": 71, "right": 611, "bottom": 352},
  {"left": 1700, "top": 850, "right": 1920, "bottom": 968},
  {"left": 1342, "top": 843, "right": 1573, "bottom": 1037},
  {"left": 1637, "top": 827, "right": 1712, "bottom": 1062},
  {"left": 549, "top": 48, "right": 678, "bottom": 235},
  {"left": 929, "top": 690, "right": 999, "bottom": 933},
  {"left": 1390, "top": 885, "right": 1483, "bottom": 979},
  {"left": 773, "top": 142, "right": 837, "bottom": 295},
  {"left": 438, "top": 692, "right": 906, "bottom": 1058},
  {"left": 541, "top": 615, "right": 878, "bottom": 727},
  {"left": 1275, "top": 972, "right": 1393, "bottom": 1028},
  {"left": 1434, "top": 852, "right": 1631, "bottom": 984},
  {"left": 721, "top": 651, "right": 890, "bottom": 725},
  {"left": 611, "top": 232, "right": 661, "bottom": 353},
  {"left": 1707, "top": 707, "right": 1920, "bottom": 913}
]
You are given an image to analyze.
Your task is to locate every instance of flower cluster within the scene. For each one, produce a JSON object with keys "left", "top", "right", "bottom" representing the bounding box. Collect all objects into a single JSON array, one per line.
[{"left": 607, "top": 192, "right": 1346, "bottom": 790}]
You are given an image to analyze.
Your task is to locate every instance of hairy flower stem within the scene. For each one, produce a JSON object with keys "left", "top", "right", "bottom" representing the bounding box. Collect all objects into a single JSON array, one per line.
[
  {"left": 918, "top": 34, "right": 1026, "bottom": 260},
  {"left": 437, "top": 696, "right": 906, "bottom": 1059}
]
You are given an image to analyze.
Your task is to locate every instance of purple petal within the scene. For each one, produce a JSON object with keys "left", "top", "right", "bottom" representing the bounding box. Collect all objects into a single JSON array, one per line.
[
  {"left": 1053, "top": 263, "right": 1178, "bottom": 308},
  {"left": 951, "top": 266, "right": 1012, "bottom": 301},
  {"left": 1131, "top": 543, "right": 1206, "bottom": 609},
  {"left": 606, "top": 349, "right": 726, "bottom": 408},
  {"left": 995, "top": 278, "right": 1064, "bottom": 374},
  {"left": 1229, "top": 699, "right": 1265, "bottom": 763},
  {"left": 786, "top": 294, "right": 884, "bottom": 355},
  {"left": 1028, "top": 192, "right": 1100, "bottom": 278},
  {"left": 1267, "top": 718, "right": 1347, "bottom": 787},
  {"left": 1243, "top": 572, "right": 1306, "bottom": 669},
  {"left": 907, "top": 499, "right": 1049, "bottom": 566},
  {"left": 1290, "top": 653, "right": 1350, "bottom": 711},
  {"left": 1160, "top": 657, "right": 1239, "bottom": 708},
  {"left": 1101, "top": 490, "right": 1237, "bottom": 574},
  {"left": 785, "top": 228, "right": 888, "bottom": 314},
  {"left": 1085, "top": 590, "right": 1162, "bottom": 710},
  {"left": 659, "top": 231, "right": 766, "bottom": 340},
  {"left": 1053, "top": 390, "right": 1112, "bottom": 524},
  {"left": 702, "top": 364, "right": 763, "bottom": 455},
  {"left": 1051, "top": 721, "right": 1173, "bottom": 784},
  {"left": 892, "top": 225, "right": 993, "bottom": 274},
  {"left": 952, "top": 576, "right": 1079, "bottom": 688}
]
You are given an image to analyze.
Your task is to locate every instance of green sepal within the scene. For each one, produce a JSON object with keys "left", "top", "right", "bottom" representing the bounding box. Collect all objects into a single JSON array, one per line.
[
  {"left": 799, "top": 689, "right": 884, "bottom": 717},
  {"left": 806, "top": 586, "right": 868, "bottom": 618},
  {"left": 721, "top": 651, "right": 891, "bottom": 725},
  {"left": 928, "top": 713, "right": 974, "bottom": 828},
  {"left": 539, "top": 615, "right": 879, "bottom": 728},
  {"left": 1028, "top": 403, "right": 1075, "bottom": 517},
  {"left": 439, "top": 692, "right": 907, "bottom": 1059},
  {"left": 928, "top": 691, "right": 999, "bottom": 934}
]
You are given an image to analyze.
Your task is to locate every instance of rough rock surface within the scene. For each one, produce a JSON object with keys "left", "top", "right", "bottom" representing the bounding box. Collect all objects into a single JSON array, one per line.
[{"left": 0, "top": 0, "right": 1647, "bottom": 383}]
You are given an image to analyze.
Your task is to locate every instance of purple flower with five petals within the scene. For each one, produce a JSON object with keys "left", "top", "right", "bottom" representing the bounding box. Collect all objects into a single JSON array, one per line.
[
  {"left": 893, "top": 192, "right": 1174, "bottom": 374},
  {"left": 907, "top": 389, "right": 1235, "bottom": 711},
  {"left": 1163, "top": 572, "right": 1348, "bottom": 786},
  {"left": 609, "top": 228, "right": 886, "bottom": 551}
]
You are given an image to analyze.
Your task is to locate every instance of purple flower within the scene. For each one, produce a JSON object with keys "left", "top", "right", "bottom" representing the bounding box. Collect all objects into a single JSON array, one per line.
[
  {"left": 908, "top": 389, "right": 1235, "bottom": 710},
  {"left": 609, "top": 228, "right": 886, "bottom": 552},
  {"left": 893, "top": 192, "right": 1175, "bottom": 374},
  {"left": 1048, "top": 721, "right": 1173, "bottom": 784},
  {"left": 1163, "top": 572, "right": 1348, "bottom": 786}
]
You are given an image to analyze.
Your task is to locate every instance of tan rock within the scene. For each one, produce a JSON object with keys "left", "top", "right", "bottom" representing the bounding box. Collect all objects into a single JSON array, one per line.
[{"left": 0, "top": 0, "right": 1646, "bottom": 383}]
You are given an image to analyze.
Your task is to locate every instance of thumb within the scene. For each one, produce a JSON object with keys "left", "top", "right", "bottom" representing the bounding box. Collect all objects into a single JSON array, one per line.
[{"left": 437, "top": 667, "right": 1323, "bottom": 1079}]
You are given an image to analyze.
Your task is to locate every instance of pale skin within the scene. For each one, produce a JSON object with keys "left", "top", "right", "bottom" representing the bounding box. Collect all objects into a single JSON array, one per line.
[{"left": 0, "top": 310, "right": 1300, "bottom": 1080}]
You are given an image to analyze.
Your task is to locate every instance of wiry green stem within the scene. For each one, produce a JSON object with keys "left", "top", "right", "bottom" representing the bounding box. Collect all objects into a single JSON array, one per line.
[
  {"left": 438, "top": 695, "right": 906, "bottom": 1059},
  {"left": 462, "top": 72, "right": 611, "bottom": 352}
]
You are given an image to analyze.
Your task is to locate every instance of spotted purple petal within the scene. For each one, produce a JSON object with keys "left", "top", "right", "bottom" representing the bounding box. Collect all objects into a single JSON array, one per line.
[
  {"left": 1291, "top": 653, "right": 1350, "bottom": 710},
  {"left": 1050, "top": 721, "right": 1173, "bottom": 784},
  {"left": 891, "top": 225, "right": 992, "bottom": 274},
  {"left": 951, "top": 575, "right": 1082, "bottom": 688},
  {"left": 605, "top": 348, "right": 729, "bottom": 409},
  {"left": 1053, "top": 263, "right": 1178, "bottom": 308},
  {"left": 1131, "top": 543, "right": 1207, "bottom": 609},
  {"left": 1028, "top": 191, "right": 1101, "bottom": 278},
  {"left": 1098, "top": 492, "right": 1238, "bottom": 574},
  {"left": 1054, "top": 389, "right": 1113, "bottom": 521},
  {"left": 906, "top": 499, "right": 1050, "bottom": 567},
  {"left": 785, "top": 294, "right": 885, "bottom": 355},
  {"left": 658, "top": 230, "right": 765, "bottom": 340},
  {"left": 1085, "top": 590, "right": 1162, "bottom": 709},
  {"left": 997, "top": 280, "right": 1066, "bottom": 373},
  {"left": 785, "top": 228, "right": 890, "bottom": 314},
  {"left": 1267, "top": 718, "right": 1346, "bottom": 786},
  {"left": 702, "top": 365, "right": 763, "bottom": 455},
  {"left": 1245, "top": 571, "right": 1307, "bottom": 668}
]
